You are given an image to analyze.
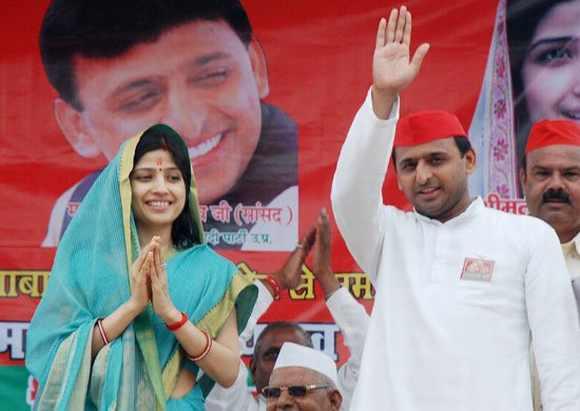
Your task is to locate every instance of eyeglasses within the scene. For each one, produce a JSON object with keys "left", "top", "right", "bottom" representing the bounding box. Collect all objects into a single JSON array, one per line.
[{"left": 262, "top": 384, "right": 330, "bottom": 399}]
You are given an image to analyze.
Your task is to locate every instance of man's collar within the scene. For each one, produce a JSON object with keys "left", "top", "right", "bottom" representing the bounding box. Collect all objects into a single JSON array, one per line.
[
  {"left": 413, "top": 197, "right": 483, "bottom": 225},
  {"left": 562, "top": 232, "right": 580, "bottom": 257}
]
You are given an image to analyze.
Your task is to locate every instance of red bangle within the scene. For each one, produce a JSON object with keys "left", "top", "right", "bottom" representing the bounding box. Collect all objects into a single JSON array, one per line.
[
  {"left": 97, "top": 319, "right": 110, "bottom": 345},
  {"left": 264, "top": 276, "right": 281, "bottom": 300},
  {"left": 187, "top": 330, "right": 213, "bottom": 362},
  {"left": 165, "top": 311, "right": 188, "bottom": 331}
]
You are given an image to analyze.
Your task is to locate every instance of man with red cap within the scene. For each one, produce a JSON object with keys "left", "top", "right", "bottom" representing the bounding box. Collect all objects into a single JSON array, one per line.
[
  {"left": 331, "top": 6, "right": 580, "bottom": 411},
  {"left": 521, "top": 120, "right": 580, "bottom": 411}
]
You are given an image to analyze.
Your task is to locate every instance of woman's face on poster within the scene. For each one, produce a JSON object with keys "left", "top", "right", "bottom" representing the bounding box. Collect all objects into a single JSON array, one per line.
[{"left": 522, "top": 0, "right": 580, "bottom": 123}]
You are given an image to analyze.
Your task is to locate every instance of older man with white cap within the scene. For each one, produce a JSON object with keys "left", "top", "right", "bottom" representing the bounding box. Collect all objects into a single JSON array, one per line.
[{"left": 263, "top": 342, "right": 342, "bottom": 411}]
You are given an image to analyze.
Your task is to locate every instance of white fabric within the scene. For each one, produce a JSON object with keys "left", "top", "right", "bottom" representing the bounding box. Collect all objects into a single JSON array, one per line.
[
  {"left": 331, "top": 89, "right": 580, "bottom": 411},
  {"left": 532, "top": 235, "right": 580, "bottom": 411},
  {"left": 563, "top": 233, "right": 580, "bottom": 281},
  {"left": 242, "top": 186, "right": 299, "bottom": 252},
  {"left": 205, "top": 282, "right": 369, "bottom": 411},
  {"left": 563, "top": 233, "right": 580, "bottom": 318},
  {"left": 274, "top": 342, "right": 338, "bottom": 386},
  {"left": 326, "top": 287, "right": 369, "bottom": 411}
]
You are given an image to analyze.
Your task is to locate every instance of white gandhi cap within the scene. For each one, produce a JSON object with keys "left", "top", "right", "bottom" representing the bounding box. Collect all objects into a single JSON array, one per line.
[{"left": 273, "top": 342, "right": 338, "bottom": 386}]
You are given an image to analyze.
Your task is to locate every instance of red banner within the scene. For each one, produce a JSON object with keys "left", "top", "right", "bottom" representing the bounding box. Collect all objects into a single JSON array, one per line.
[{"left": 8, "top": 0, "right": 566, "bottom": 408}]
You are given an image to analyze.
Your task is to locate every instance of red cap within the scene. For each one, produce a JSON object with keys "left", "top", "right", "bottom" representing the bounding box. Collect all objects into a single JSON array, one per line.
[
  {"left": 526, "top": 119, "right": 580, "bottom": 153},
  {"left": 395, "top": 110, "right": 467, "bottom": 148}
]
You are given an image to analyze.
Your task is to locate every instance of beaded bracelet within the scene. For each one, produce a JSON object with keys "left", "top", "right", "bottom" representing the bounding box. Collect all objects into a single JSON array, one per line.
[
  {"left": 165, "top": 311, "right": 188, "bottom": 331},
  {"left": 97, "top": 319, "right": 110, "bottom": 345},
  {"left": 187, "top": 330, "right": 213, "bottom": 362}
]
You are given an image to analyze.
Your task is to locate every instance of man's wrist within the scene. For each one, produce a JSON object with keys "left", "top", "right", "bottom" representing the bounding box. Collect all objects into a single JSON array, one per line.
[
  {"left": 318, "top": 270, "right": 340, "bottom": 299},
  {"left": 371, "top": 85, "right": 397, "bottom": 120}
]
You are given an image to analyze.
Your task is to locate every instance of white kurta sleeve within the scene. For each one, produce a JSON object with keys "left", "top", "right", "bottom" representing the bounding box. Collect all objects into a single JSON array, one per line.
[
  {"left": 325, "top": 287, "right": 369, "bottom": 411},
  {"left": 205, "top": 281, "right": 272, "bottom": 411},
  {"left": 525, "top": 223, "right": 580, "bottom": 411},
  {"left": 204, "top": 360, "right": 256, "bottom": 411},
  {"left": 331, "top": 88, "right": 399, "bottom": 281}
]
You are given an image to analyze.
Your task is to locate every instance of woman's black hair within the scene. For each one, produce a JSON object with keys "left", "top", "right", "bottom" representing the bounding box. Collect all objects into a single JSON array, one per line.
[{"left": 132, "top": 123, "right": 201, "bottom": 249}]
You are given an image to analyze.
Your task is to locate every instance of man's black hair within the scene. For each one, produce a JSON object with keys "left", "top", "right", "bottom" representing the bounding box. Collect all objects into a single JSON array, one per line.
[
  {"left": 40, "top": 0, "right": 253, "bottom": 110},
  {"left": 392, "top": 136, "right": 473, "bottom": 169}
]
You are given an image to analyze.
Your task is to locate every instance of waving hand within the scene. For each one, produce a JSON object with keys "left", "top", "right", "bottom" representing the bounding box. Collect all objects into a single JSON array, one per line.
[{"left": 372, "top": 6, "right": 430, "bottom": 118}]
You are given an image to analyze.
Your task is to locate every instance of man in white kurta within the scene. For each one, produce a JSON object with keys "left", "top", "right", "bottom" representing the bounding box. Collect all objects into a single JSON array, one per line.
[
  {"left": 205, "top": 212, "right": 369, "bottom": 411},
  {"left": 331, "top": 6, "right": 580, "bottom": 411},
  {"left": 520, "top": 119, "right": 580, "bottom": 410}
]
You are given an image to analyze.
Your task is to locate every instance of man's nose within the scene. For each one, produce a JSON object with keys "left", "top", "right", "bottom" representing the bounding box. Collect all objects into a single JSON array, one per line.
[
  {"left": 162, "top": 89, "right": 206, "bottom": 146},
  {"left": 546, "top": 172, "right": 566, "bottom": 191},
  {"left": 416, "top": 161, "right": 433, "bottom": 184},
  {"left": 275, "top": 388, "right": 295, "bottom": 408}
]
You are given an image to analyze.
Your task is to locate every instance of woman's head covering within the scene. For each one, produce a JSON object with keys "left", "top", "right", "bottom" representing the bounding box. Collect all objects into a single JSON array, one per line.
[{"left": 26, "top": 125, "right": 258, "bottom": 410}]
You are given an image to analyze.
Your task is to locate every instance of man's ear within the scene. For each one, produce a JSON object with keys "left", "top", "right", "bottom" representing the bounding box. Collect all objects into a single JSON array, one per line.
[
  {"left": 328, "top": 390, "right": 343, "bottom": 410},
  {"left": 465, "top": 149, "right": 477, "bottom": 175},
  {"left": 248, "top": 39, "right": 269, "bottom": 99},
  {"left": 54, "top": 97, "right": 100, "bottom": 158}
]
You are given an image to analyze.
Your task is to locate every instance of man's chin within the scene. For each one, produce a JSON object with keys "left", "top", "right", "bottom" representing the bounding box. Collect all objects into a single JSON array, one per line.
[
  {"left": 536, "top": 207, "right": 573, "bottom": 225},
  {"left": 414, "top": 203, "right": 443, "bottom": 219}
]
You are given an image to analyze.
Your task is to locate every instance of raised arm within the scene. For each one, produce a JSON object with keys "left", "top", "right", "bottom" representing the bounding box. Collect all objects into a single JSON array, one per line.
[
  {"left": 331, "top": 6, "right": 428, "bottom": 277},
  {"left": 312, "top": 209, "right": 369, "bottom": 410}
]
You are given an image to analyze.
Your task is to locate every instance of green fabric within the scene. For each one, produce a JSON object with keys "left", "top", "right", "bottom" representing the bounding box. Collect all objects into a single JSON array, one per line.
[
  {"left": 0, "top": 366, "right": 31, "bottom": 411},
  {"left": 26, "top": 125, "right": 257, "bottom": 410}
]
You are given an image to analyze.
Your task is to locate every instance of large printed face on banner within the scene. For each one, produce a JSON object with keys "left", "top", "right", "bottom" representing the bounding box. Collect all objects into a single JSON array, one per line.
[
  {"left": 470, "top": 0, "right": 580, "bottom": 203},
  {"left": 39, "top": 7, "right": 299, "bottom": 251},
  {"left": 62, "top": 21, "right": 265, "bottom": 205},
  {"left": 521, "top": 0, "right": 580, "bottom": 125}
]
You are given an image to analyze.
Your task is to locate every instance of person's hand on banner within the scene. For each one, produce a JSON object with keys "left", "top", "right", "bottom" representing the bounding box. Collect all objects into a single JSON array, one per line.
[{"left": 372, "top": 6, "right": 430, "bottom": 119}]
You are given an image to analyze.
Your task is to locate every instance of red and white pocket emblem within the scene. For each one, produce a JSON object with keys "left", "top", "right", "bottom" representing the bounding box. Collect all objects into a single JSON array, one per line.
[{"left": 460, "top": 257, "right": 495, "bottom": 282}]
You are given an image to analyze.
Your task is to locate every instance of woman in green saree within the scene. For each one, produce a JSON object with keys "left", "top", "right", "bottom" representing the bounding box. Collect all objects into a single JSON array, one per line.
[{"left": 26, "top": 124, "right": 257, "bottom": 410}]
